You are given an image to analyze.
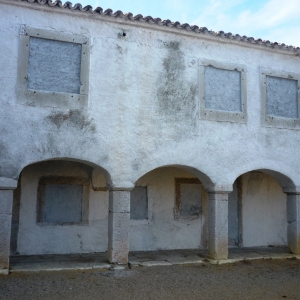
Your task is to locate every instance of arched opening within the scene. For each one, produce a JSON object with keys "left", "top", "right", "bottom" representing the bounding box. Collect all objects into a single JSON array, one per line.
[
  {"left": 129, "top": 165, "right": 213, "bottom": 252},
  {"left": 11, "top": 159, "right": 110, "bottom": 256},
  {"left": 229, "top": 169, "right": 295, "bottom": 249}
]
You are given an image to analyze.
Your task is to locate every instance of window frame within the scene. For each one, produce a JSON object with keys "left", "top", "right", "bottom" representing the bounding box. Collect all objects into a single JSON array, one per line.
[
  {"left": 260, "top": 67, "right": 300, "bottom": 129},
  {"left": 17, "top": 26, "right": 90, "bottom": 109},
  {"left": 199, "top": 60, "right": 247, "bottom": 123},
  {"left": 37, "top": 176, "right": 90, "bottom": 226}
]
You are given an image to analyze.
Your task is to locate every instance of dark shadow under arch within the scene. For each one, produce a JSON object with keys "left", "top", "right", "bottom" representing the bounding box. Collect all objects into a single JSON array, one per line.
[
  {"left": 134, "top": 164, "right": 214, "bottom": 190},
  {"left": 16, "top": 157, "right": 112, "bottom": 186}
]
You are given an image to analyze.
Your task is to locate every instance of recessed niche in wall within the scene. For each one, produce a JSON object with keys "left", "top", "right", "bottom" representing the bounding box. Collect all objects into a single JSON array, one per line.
[
  {"left": 174, "top": 178, "right": 202, "bottom": 220},
  {"left": 37, "top": 177, "right": 89, "bottom": 225},
  {"left": 199, "top": 60, "right": 247, "bottom": 123},
  {"left": 17, "top": 26, "right": 90, "bottom": 109},
  {"left": 130, "top": 186, "right": 148, "bottom": 220},
  {"left": 261, "top": 68, "right": 300, "bottom": 129}
]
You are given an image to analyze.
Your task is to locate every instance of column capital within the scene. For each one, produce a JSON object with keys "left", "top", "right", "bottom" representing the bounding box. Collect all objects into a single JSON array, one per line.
[
  {"left": 107, "top": 186, "right": 134, "bottom": 192},
  {"left": 0, "top": 177, "right": 18, "bottom": 190},
  {"left": 206, "top": 184, "right": 233, "bottom": 194},
  {"left": 282, "top": 187, "right": 300, "bottom": 195}
]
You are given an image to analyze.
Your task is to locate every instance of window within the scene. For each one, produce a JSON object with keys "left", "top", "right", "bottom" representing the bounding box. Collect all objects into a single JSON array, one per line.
[
  {"left": 17, "top": 26, "right": 90, "bottom": 109},
  {"left": 174, "top": 178, "right": 202, "bottom": 220},
  {"left": 260, "top": 68, "right": 300, "bottom": 129},
  {"left": 130, "top": 186, "right": 148, "bottom": 220},
  {"left": 37, "top": 177, "right": 89, "bottom": 225},
  {"left": 199, "top": 60, "right": 247, "bottom": 123}
]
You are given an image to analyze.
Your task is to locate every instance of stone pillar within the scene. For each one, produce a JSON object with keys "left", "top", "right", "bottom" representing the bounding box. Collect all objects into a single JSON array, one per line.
[
  {"left": 107, "top": 188, "right": 131, "bottom": 264},
  {"left": 0, "top": 177, "right": 18, "bottom": 275},
  {"left": 285, "top": 191, "right": 300, "bottom": 255},
  {"left": 207, "top": 187, "right": 231, "bottom": 260}
]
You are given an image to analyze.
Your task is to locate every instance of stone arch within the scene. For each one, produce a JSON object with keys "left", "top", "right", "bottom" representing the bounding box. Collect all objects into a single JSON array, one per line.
[
  {"left": 129, "top": 164, "right": 214, "bottom": 252},
  {"left": 16, "top": 157, "right": 112, "bottom": 187},
  {"left": 13, "top": 158, "right": 112, "bottom": 256},
  {"left": 229, "top": 168, "right": 297, "bottom": 251},
  {"left": 230, "top": 167, "right": 296, "bottom": 191},
  {"left": 133, "top": 164, "right": 214, "bottom": 191}
]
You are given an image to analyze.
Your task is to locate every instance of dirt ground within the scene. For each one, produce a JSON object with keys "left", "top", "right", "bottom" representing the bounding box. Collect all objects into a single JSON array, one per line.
[{"left": 1, "top": 259, "right": 300, "bottom": 300}]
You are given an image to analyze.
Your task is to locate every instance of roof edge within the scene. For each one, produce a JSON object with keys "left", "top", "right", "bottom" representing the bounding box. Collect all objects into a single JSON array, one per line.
[{"left": 3, "top": 0, "right": 300, "bottom": 55}]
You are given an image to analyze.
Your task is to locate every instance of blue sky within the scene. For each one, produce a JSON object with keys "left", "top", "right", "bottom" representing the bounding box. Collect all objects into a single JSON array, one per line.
[{"left": 76, "top": 0, "right": 300, "bottom": 46}]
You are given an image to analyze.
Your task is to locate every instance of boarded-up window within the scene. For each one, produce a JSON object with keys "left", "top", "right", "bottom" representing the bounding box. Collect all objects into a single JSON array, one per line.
[
  {"left": 266, "top": 76, "right": 298, "bottom": 118},
  {"left": 37, "top": 177, "right": 89, "bottom": 225},
  {"left": 130, "top": 186, "right": 148, "bottom": 220},
  {"left": 28, "top": 37, "right": 82, "bottom": 94},
  {"left": 43, "top": 184, "right": 83, "bottom": 223},
  {"left": 17, "top": 26, "right": 89, "bottom": 109},
  {"left": 175, "top": 178, "right": 202, "bottom": 220},
  {"left": 204, "top": 66, "right": 242, "bottom": 112}
]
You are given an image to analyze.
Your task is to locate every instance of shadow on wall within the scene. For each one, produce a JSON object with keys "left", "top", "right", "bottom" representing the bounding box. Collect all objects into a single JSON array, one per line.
[
  {"left": 11, "top": 159, "right": 111, "bottom": 256},
  {"left": 230, "top": 170, "right": 294, "bottom": 249},
  {"left": 129, "top": 166, "right": 211, "bottom": 251}
]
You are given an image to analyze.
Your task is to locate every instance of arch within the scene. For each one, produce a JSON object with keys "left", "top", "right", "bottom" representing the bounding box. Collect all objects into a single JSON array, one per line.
[
  {"left": 14, "top": 157, "right": 111, "bottom": 256},
  {"left": 230, "top": 167, "right": 295, "bottom": 249},
  {"left": 133, "top": 164, "right": 214, "bottom": 190},
  {"left": 230, "top": 167, "right": 296, "bottom": 191},
  {"left": 16, "top": 157, "right": 112, "bottom": 186}
]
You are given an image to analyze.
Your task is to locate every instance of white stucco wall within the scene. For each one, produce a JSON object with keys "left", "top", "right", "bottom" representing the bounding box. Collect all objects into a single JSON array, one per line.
[
  {"left": 130, "top": 167, "right": 208, "bottom": 251},
  {"left": 0, "top": 1, "right": 300, "bottom": 191},
  {"left": 241, "top": 172, "right": 287, "bottom": 247},
  {"left": 17, "top": 161, "right": 108, "bottom": 255},
  {"left": 0, "top": 1, "right": 300, "bottom": 256}
]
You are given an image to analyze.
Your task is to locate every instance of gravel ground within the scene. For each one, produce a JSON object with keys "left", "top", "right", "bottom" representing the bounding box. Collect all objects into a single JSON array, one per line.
[{"left": 1, "top": 259, "right": 300, "bottom": 300}]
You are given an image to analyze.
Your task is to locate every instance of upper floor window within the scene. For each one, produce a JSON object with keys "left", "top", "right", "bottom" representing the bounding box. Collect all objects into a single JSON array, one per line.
[
  {"left": 17, "top": 26, "right": 90, "bottom": 109},
  {"left": 260, "top": 68, "right": 300, "bottom": 129},
  {"left": 199, "top": 60, "right": 247, "bottom": 123}
]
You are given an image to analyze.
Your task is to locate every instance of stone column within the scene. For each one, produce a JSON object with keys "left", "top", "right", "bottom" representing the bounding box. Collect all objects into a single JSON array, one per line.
[
  {"left": 207, "top": 186, "right": 231, "bottom": 260},
  {"left": 107, "top": 188, "right": 132, "bottom": 264},
  {"left": 0, "top": 177, "right": 18, "bottom": 275},
  {"left": 284, "top": 191, "right": 300, "bottom": 255}
]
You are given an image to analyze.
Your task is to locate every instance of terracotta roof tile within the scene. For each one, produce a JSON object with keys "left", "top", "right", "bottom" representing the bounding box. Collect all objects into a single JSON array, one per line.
[{"left": 17, "top": 0, "right": 300, "bottom": 53}]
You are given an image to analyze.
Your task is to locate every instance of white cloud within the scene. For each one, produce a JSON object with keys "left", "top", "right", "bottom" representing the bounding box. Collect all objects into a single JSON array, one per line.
[
  {"left": 263, "top": 26, "right": 300, "bottom": 46},
  {"left": 191, "top": 0, "right": 300, "bottom": 45},
  {"left": 235, "top": 0, "right": 300, "bottom": 30}
]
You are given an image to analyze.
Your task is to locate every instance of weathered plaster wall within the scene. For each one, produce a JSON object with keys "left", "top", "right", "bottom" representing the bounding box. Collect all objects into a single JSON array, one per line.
[
  {"left": 241, "top": 172, "right": 287, "bottom": 247},
  {"left": 0, "top": 2, "right": 300, "bottom": 190},
  {"left": 0, "top": 1, "right": 300, "bottom": 256},
  {"left": 17, "top": 161, "right": 108, "bottom": 255},
  {"left": 129, "top": 167, "right": 208, "bottom": 251}
]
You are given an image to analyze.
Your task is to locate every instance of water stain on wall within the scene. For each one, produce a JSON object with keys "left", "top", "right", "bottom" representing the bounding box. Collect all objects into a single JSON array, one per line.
[
  {"left": 155, "top": 40, "right": 198, "bottom": 139},
  {"left": 47, "top": 110, "right": 96, "bottom": 133}
]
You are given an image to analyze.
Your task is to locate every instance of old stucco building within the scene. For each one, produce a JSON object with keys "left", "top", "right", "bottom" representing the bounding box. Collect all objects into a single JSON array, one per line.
[{"left": 1, "top": 0, "right": 300, "bottom": 274}]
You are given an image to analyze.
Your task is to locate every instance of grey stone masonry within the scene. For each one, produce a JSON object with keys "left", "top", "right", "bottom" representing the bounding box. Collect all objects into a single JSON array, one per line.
[
  {"left": 0, "top": 178, "right": 18, "bottom": 274},
  {"left": 207, "top": 190, "right": 230, "bottom": 260},
  {"left": 285, "top": 192, "right": 300, "bottom": 255},
  {"left": 108, "top": 189, "right": 132, "bottom": 264}
]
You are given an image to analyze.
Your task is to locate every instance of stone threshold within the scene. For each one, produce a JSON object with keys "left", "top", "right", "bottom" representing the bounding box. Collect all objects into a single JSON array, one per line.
[{"left": 9, "top": 247, "right": 300, "bottom": 273}]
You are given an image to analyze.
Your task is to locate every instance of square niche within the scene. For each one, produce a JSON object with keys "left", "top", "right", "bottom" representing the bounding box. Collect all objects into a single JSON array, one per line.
[
  {"left": 17, "top": 26, "right": 90, "bottom": 109},
  {"left": 174, "top": 178, "right": 202, "bottom": 220},
  {"left": 261, "top": 68, "right": 300, "bottom": 129},
  {"left": 130, "top": 186, "right": 148, "bottom": 220},
  {"left": 199, "top": 60, "right": 247, "bottom": 123},
  {"left": 37, "top": 177, "right": 90, "bottom": 225}
]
